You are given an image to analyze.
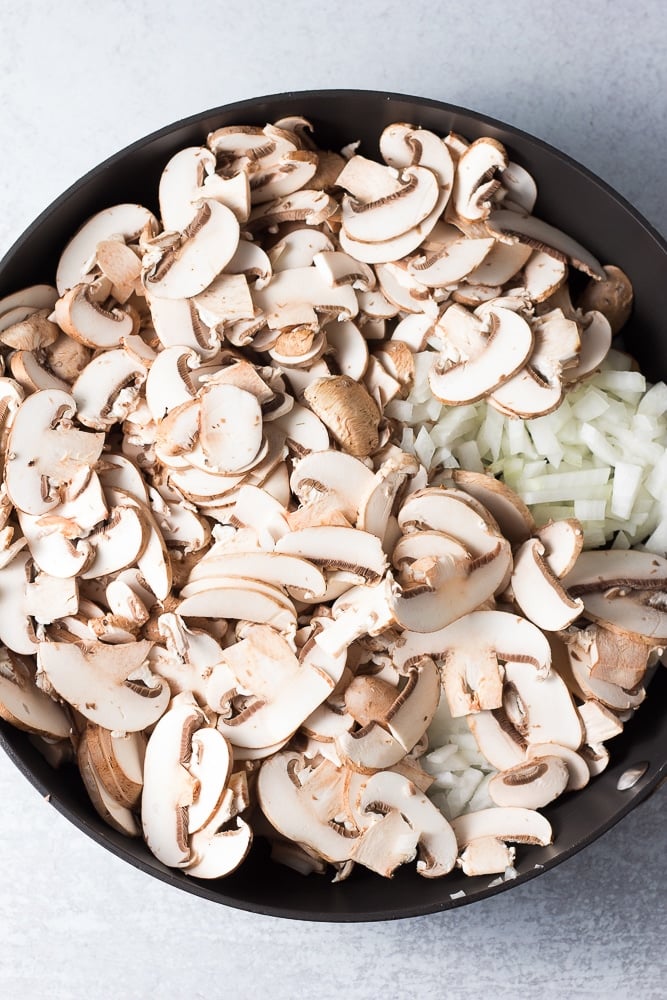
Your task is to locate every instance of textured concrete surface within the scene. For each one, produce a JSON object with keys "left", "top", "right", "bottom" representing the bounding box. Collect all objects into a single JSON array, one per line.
[{"left": 1, "top": 2, "right": 667, "bottom": 997}]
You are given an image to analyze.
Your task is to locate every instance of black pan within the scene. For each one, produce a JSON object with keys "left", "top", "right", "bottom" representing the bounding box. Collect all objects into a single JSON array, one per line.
[{"left": 1, "top": 90, "right": 666, "bottom": 921}]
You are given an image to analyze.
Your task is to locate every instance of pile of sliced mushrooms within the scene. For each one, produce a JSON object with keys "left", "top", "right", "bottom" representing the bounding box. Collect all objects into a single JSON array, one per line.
[{"left": 0, "top": 116, "right": 663, "bottom": 884}]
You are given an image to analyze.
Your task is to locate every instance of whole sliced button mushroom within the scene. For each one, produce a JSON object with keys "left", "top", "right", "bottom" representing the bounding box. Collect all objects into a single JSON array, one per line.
[
  {"left": 503, "top": 658, "right": 584, "bottom": 749},
  {"left": 451, "top": 806, "right": 553, "bottom": 848},
  {"left": 488, "top": 755, "right": 569, "bottom": 809},
  {"left": 358, "top": 770, "right": 457, "bottom": 877},
  {"left": 451, "top": 137, "right": 508, "bottom": 222},
  {"left": 72, "top": 349, "right": 148, "bottom": 430},
  {"left": 37, "top": 638, "right": 169, "bottom": 733},
  {"left": 141, "top": 693, "right": 208, "bottom": 867},
  {"left": 4, "top": 389, "right": 105, "bottom": 516},
  {"left": 56, "top": 204, "right": 157, "bottom": 294},
  {"left": 54, "top": 282, "right": 137, "bottom": 350},
  {"left": 511, "top": 538, "right": 584, "bottom": 631},
  {"left": 432, "top": 610, "right": 552, "bottom": 718},
  {"left": 142, "top": 201, "right": 240, "bottom": 300},
  {"left": 408, "top": 229, "right": 496, "bottom": 288},
  {"left": 466, "top": 709, "right": 527, "bottom": 772},
  {"left": 429, "top": 307, "right": 534, "bottom": 405}
]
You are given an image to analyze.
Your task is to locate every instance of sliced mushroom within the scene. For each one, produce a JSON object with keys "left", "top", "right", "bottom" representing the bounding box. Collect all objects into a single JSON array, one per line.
[
  {"left": 511, "top": 538, "right": 584, "bottom": 631},
  {"left": 56, "top": 204, "right": 157, "bottom": 294},
  {"left": 37, "top": 638, "right": 168, "bottom": 732},
  {"left": 0, "top": 649, "right": 71, "bottom": 739},
  {"left": 451, "top": 806, "right": 552, "bottom": 848},
  {"left": 578, "top": 265, "right": 633, "bottom": 335},
  {"left": 485, "top": 209, "right": 606, "bottom": 279},
  {"left": 458, "top": 836, "right": 516, "bottom": 876},
  {"left": 488, "top": 755, "right": 569, "bottom": 808}
]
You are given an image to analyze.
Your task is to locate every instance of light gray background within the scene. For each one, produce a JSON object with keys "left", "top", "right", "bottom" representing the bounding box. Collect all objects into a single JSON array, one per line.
[{"left": 1, "top": 1, "right": 666, "bottom": 997}]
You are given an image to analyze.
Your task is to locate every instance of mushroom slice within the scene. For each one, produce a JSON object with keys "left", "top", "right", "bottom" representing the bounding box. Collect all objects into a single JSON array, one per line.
[
  {"left": 54, "top": 280, "right": 137, "bottom": 350},
  {"left": 313, "top": 250, "right": 376, "bottom": 291},
  {"left": 520, "top": 251, "right": 568, "bottom": 302},
  {"left": 252, "top": 266, "right": 358, "bottom": 329},
  {"left": 142, "top": 201, "right": 240, "bottom": 300},
  {"left": 511, "top": 538, "right": 584, "bottom": 632},
  {"left": 324, "top": 320, "right": 369, "bottom": 381},
  {"left": 356, "top": 452, "right": 418, "bottom": 542},
  {"left": 451, "top": 807, "right": 552, "bottom": 849},
  {"left": 4, "top": 389, "right": 105, "bottom": 516},
  {"left": 10, "top": 350, "right": 71, "bottom": 393},
  {"left": 184, "top": 809, "right": 252, "bottom": 880},
  {"left": 0, "top": 649, "right": 71, "bottom": 739},
  {"left": 95, "top": 240, "right": 142, "bottom": 300},
  {"left": 0, "top": 284, "right": 58, "bottom": 318},
  {"left": 451, "top": 138, "right": 508, "bottom": 222},
  {"left": 398, "top": 487, "right": 502, "bottom": 557},
  {"left": 0, "top": 308, "right": 60, "bottom": 352},
  {"left": 563, "top": 632, "right": 646, "bottom": 711},
  {"left": 337, "top": 659, "right": 440, "bottom": 773},
  {"left": 408, "top": 230, "right": 496, "bottom": 288},
  {"left": 489, "top": 365, "right": 563, "bottom": 419},
  {"left": 562, "top": 310, "right": 612, "bottom": 383},
  {"left": 85, "top": 724, "right": 145, "bottom": 809},
  {"left": 186, "top": 727, "right": 233, "bottom": 834},
  {"left": 187, "top": 551, "right": 326, "bottom": 600},
  {"left": 141, "top": 693, "right": 208, "bottom": 868},
  {"left": 338, "top": 186, "right": 449, "bottom": 265},
  {"left": 503, "top": 659, "right": 584, "bottom": 749},
  {"left": 466, "top": 709, "right": 526, "bottom": 772},
  {"left": 215, "top": 625, "right": 334, "bottom": 748},
  {"left": 80, "top": 504, "right": 147, "bottom": 579},
  {"left": 72, "top": 349, "right": 148, "bottom": 430},
  {"left": 563, "top": 549, "right": 667, "bottom": 593},
  {"left": 147, "top": 295, "right": 219, "bottom": 359},
  {"left": 390, "top": 541, "right": 511, "bottom": 634},
  {"left": 488, "top": 755, "right": 569, "bottom": 809},
  {"left": 37, "top": 638, "right": 168, "bottom": 733},
  {"left": 467, "top": 239, "right": 533, "bottom": 286},
  {"left": 268, "top": 228, "right": 335, "bottom": 272},
  {"left": 192, "top": 273, "right": 255, "bottom": 327},
  {"left": 178, "top": 578, "right": 297, "bottom": 636},
  {"left": 303, "top": 376, "right": 380, "bottom": 457},
  {"left": 275, "top": 525, "right": 387, "bottom": 584},
  {"left": 379, "top": 123, "right": 454, "bottom": 192},
  {"left": 578, "top": 265, "right": 633, "bottom": 335},
  {"left": 429, "top": 307, "right": 533, "bottom": 404},
  {"left": 446, "top": 470, "right": 535, "bottom": 544},
  {"left": 534, "top": 518, "right": 583, "bottom": 578},
  {"left": 56, "top": 204, "right": 157, "bottom": 294},
  {"left": 159, "top": 146, "right": 249, "bottom": 232},
  {"left": 359, "top": 770, "right": 457, "bottom": 877},
  {"left": 587, "top": 624, "right": 650, "bottom": 690},
  {"left": 527, "top": 742, "right": 590, "bottom": 791},
  {"left": 145, "top": 345, "right": 198, "bottom": 422},
  {"left": 17, "top": 510, "right": 94, "bottom": 579},
  {"left": 248, "top": 189, "right": 337, "bottom": 231},
  {"left": 485, "top": 209, "right": 606, "bottom": 279},
  {"left": 434, "top": 610, "right": 552, "bottom": 718},
  {"left": 257, "top": 751, "right": 359, "bottom": 864},
  {"left": 577, "top": 699, "right": 624, "bottom": 743},
  {"left": 498, "top": 161, "right": 538, "bottom": 213},
  {"left": 24, "top": 567, "right": 78, "bottom": 624},
  {"left": 458, "top": 836, "right": 516, "bottom": 877},
  {"left": 195, "top": 383, "right": 263, "bottom": 474},
  {"left": 77, "top": 730, "right": 140, "bottom": 838}
]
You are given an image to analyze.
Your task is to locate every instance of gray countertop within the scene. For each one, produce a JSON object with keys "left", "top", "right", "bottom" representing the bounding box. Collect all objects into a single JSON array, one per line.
[{"left": 1, "top": 2, "right": 666, "bottom": 997}]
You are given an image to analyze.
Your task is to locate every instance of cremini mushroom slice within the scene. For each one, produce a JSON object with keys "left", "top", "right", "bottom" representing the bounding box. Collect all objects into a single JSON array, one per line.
[
  {"left": 379, "top": 123, "right": 454, "bottom": 193},
  {"left": 72, "top": 348, "right": 148, "bottom": 430},
  {"left": 142, "top": 201, "right": 240, "bottom": 300},
  {"left": 54, "top": 279, "right": 137, "bottom": 350},
  {"left": 178, "top": 577, "right": 297, "bottom": 637},
  {"left": 85, "top": 724, "right": 146, "bottom": 810},
  {"left": 0, "top": 649, "right": 71, "bottom": 739},
  {"left": 141, "top": 692, "right": 208, "bottom": 867},
  {"left": 577, "top": 699, "right": 624, "bottom": 744},
  {"left": 444, "top": 469, "right": 535, "bottom": 544},
  {"left": 10, "top": 350, "right": 71, "bottom": 393},
  {"left": 24, "top": 566, "right": 79, "bottom": 624},
  {"left": 0, "top": 283, "right": 58, "bottom": 318},
  {"left": 56, "top": 204, "right": 157, "bottom": 294},
  {"left": 4, "top": 389, "right": 105, "bottom": 516},
  {"left": 37, "top": 637, "right": 168, "bottom": 732},
  {"left": 0, "top": 308, "right": 60, "bottom": 352},
  {"left": 488, "top": 755, "right": 569, "bottom": 809},
  {"left": 159, "top": 146, "right": 250, "bottom": 232},
  {"left": 511, "top": 538, "right": 584, "bottom": 632},
  {"left": 147, "top": 294, "right": 220, "bottom": 360},
  {"left": 451, "top": 806, "right": 552, "bottom": 850},
  {"left": 214, "top": 624, "right": 335, "bottom": 749},
  {"left": 187, "top": 550, "right": 326, "bottom": 601},
  {"left": 358, "top": 770, "right": 457, "bottom": 877},
  {"left": 520, "top": 250, "right": 568, "bottom": 302},
  {"left": 251, "top": 265, "right": 358, "bottom": 329},
  {"left": 534, "top": 518, "right": 583, "bottom": 578},
  {"left": 434, "top": 610, "right": 552, "bottom": 717},
  {"left": 562, "top": 310, "right": 612, "bottom": 384},
  {"left": 466, "top": 708, "right": 526, "bottom": 772},
  {"left": 196, "top": 383, "right": 264, "bottom": 473},
  {"left": 503, "top": 658, "right": 584, "bottom": 749},
  {"left": 485, "top": 209, "right": 606, "bottom": 279},
  {"left": 450, "top": 137, "right": 508, "bottom": 223},
  {"left": 77, "top": 728, "right": 141, "bottom": 838},
  {"left": 408, "top": 227, "right": 496, "bottom": 288},
  {"left": 275, "top": 525, "right": 387, "bottom": 585},
  {"left": 248, "top": 189, "right": 337, "bottom": 231},
  {"left": 429, "top": 307, "right": 533, "bottom": 404}
]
